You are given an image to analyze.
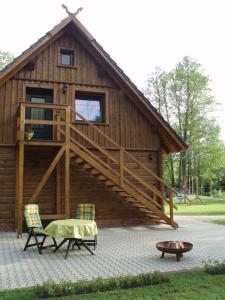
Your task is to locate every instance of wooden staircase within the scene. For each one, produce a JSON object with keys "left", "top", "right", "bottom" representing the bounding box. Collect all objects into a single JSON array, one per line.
[{"left": 58, "top": 109, "right": 178, "bottom": 229}]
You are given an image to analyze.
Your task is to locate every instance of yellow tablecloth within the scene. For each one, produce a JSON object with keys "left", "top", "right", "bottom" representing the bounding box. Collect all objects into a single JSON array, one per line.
[{"left": 42, "top": 219, "right": 98, "bottom": 239}]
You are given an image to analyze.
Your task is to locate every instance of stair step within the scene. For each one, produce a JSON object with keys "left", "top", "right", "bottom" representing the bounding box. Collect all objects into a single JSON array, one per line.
[
  {"left": 111, "top": 187, "right": 124, "bottom": 192},
  {"left": 89, "top": 169, "right": 99, "bottom": 175},
  {"left": 126, "top": 198, "right": 139, "bottom": 203},
  {"left": 118, "top": 192, "right": 130, "bottom": 197},
  {"left": 75, "top": 158, "right": 84, "bottom": 164},
  {"left": 104, "top": 181, "right": 114, "bottom": 186},
  {"left": 96, "top": 175, "right": 107, "bottom": 181},
  {"left": 82, "top": 164, "right": 92, "bottom": 170}
]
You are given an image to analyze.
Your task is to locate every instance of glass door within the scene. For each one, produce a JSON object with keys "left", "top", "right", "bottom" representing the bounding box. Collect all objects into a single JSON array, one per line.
[{"left": 25, "top": 87, "right": 53, "bottom": 140}]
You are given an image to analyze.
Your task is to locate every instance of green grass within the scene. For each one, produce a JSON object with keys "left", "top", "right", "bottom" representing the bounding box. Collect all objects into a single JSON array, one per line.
[
  {"left": 214, "top": 219, "right": 225, "bottom": 225},
  {"left": 1, "top": 270, "right": 225, "bottom": 299},
  {"left": 165, "top": 196, "right": 225, "bottom": 216}
]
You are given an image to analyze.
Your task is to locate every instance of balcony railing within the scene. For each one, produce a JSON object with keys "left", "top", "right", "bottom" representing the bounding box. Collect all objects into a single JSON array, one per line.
[{"left": 17, "top": 102, "right": 70, "bottom": 145}]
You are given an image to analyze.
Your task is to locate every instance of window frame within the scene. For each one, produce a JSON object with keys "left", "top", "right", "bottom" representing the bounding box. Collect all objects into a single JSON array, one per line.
[
  {"left": 58, "top": 48, "right": 76, "bottom": 68},
  {"left": 73, "top": 88, "right": 109, "bottom": 125}
]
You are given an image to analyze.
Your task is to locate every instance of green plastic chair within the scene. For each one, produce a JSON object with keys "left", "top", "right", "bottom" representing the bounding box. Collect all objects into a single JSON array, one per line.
[{"left": 23, "top": 204, "right": 57, "bottom": 254}]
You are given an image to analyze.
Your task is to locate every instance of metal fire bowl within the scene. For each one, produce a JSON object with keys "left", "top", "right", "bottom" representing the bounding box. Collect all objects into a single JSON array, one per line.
[{"left": 156, "top": 241, "right": 193, "bottom": 261}]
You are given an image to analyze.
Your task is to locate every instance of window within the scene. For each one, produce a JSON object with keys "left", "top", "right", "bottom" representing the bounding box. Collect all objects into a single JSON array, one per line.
[
  {"left": 75, "top": 92, "right": 105, "bottom": 123},
  {"left": 60, "top": 49, "right": 74, "bottom": 66}
]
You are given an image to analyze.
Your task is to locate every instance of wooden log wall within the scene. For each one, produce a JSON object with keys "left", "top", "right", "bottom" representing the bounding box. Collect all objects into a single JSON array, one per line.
[
  {"left": 0, "top": 27, "right": 163, "bottom": 229},
  {"left": 0, "top": 147, "right": 16, "bottom": 230},
  {"left": 0, "top": 148, "right": 159, "bottom": 230}
]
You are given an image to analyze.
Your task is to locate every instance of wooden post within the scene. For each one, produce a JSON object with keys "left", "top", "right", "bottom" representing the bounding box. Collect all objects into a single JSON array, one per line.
[
  {"left": 119, "top": 149, "right": 124, "bottom": 186},
  {"left": 16, "top": 104, "right": 25, "bottom": 237},
  {"left": 56, "top": 111, "right": 61, "bottom": 214},
  {"left": 56, "top": 163, "right": 61, "bottom": 214},
  {"left": 65, "top": 107, "right": 70, "bottom": 218},
  {"left": 56, "top": 112, "right": 61, "bottom": 141},
  {"left": 169, "top": 189, "right": 173, "bottom": 225}
]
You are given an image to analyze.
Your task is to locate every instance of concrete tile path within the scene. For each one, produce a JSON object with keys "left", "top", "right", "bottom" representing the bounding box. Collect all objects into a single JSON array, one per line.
[{"left": 0, "top": 216, "right": 225, "bottom": 290}]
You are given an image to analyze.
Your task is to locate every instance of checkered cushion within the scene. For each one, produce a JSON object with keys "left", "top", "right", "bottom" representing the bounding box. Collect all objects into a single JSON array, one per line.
[
  {"left": 24, "top": 204, "right": 43, "bottom": 230},
  {"left": 76, "top": 203, "right": 95, "bottom": 220}
]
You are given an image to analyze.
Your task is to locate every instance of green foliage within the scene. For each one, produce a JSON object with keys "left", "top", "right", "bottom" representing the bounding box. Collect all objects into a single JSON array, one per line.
[
  {"left": 144, "top": 56, "right": 225, "bottom": 190},
  {"left": 213, "top": 219, "right": 225, "bottom": 225},
  {"left": 0, "top": 50, "right": 14, "bottom": 71},
  {"left": 35, "top": 272, "right": 168, "bottom": 298},
  {"left": 203, "top": 259, "right": 225, "bottom": 275}
]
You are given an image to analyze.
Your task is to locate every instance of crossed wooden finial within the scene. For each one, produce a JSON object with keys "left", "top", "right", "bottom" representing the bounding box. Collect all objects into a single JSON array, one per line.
[{"left": 62, "top": 4, "right": 83, "bottom": 18}]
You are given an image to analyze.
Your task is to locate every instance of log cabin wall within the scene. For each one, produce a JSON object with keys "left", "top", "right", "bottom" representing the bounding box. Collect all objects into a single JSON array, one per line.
[{"left": 0, "top": 28, "right": 163, "bottom": 229}]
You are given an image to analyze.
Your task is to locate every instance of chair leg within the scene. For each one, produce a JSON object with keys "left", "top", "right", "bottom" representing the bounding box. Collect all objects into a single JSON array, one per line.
[
  {"left": 94, "top": 235, "right": 97, "bottom": 249},
  {"left": 80, "top": 239, "right": 94, "bottom": 255},
  {"left": 65, "top": 240, "right": 73, "bottom": 259},
  {"left": 33, "top": 233, "right": 42, "bottom": 255},
  {"left": 52, "top": 237, "right": 57, "bottom": 249},
  {"left": 72, "top": 239, "right": 81, "bottom": 250},
  {"left": 24, "top": 229, "right": 33, "bottom": 251},
  {"left": 41, "top": 235, "right": 46, "bottom": 249}
]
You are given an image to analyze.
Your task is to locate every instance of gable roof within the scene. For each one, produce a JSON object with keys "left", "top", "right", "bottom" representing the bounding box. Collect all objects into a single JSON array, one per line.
[{"left": 0, "top": 15, "right": 187, "bottom": 153}]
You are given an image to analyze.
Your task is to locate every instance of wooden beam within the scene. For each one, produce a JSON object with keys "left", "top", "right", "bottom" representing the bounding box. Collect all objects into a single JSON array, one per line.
[
  {"left": 16, "top": 104, "right": 25, "bottom": 236},
  {"left": 16, "top": 142, "right": 24, "bottom": 236},
  {"left": 29, "top": 145, "right": 66, "bottom": 203},
  {"left": 25, "top": 119, "right": 65, "bottom": 126},
  {"left": 20, "top": 102, "right": 69, "bottom": 110},
  {"left": 64, "top": 107, "right": 70, "bottom": 218},
  {"left": 24, "top": 141, "right": 65, "bottom": 147},
  {"left": 56, "top": 163, "right": 61, "bottom": 214}
]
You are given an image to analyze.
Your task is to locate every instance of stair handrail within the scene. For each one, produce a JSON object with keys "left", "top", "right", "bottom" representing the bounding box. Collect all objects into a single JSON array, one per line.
[
  {"left": 72, "top": 108, "right": 176, "bottom": 195},
  {"left": 70, "top": 123, "right": 165, "bottom": 202},
  {"left": 59, "top": 126, "right": 162, "bottom": 210}
]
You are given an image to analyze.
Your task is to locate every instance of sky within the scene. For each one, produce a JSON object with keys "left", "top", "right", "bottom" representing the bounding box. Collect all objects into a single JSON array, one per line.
[{"left": 1, "top": 0, "right": 225, "bottom": 141}]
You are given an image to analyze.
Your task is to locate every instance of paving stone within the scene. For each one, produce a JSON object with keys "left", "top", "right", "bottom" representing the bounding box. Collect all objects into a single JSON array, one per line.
[{"left": 0, "top": 217, "right": 225, "bottom": 289}]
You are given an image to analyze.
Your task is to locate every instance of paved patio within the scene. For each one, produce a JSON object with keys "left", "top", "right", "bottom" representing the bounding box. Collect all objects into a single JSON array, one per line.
[{"left": 0, "top": 216, "right": 225, "bottom": 290}]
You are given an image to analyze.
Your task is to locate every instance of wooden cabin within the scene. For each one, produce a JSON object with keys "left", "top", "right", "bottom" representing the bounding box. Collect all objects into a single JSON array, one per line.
[{"left": 0, "top": 13, "right": 187, "bottom": 235}]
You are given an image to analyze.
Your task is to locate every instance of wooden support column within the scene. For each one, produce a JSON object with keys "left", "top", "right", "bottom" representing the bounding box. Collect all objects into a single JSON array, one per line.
[
  {"left": 56, "top": 163, "right": 61, "bottom": 214},
  {"left": 56, "top": 112, "right": 61, "bottom": 214},
  {"left": 16, "top": 104, "right": 25, "bottom": 237},
  {"left": 119, "top": 149, "right": 124, "bottom": 186},
  {"left": 64, "top": 107, "right": 70, "bottom": 218},
  {"left": 169, "top": 189, "right": 173, "bottom": 226}
]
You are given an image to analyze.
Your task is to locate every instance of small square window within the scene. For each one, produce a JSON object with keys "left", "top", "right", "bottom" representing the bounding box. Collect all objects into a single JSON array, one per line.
[
  {"left": 75, "top": 92, "right": 105, "bottom": 123},
  {"left": 60, "top": 49, "right": 74, "bottom": 66}
]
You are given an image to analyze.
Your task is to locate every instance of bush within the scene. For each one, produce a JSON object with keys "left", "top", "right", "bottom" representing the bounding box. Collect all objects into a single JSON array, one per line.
[
  {"left": 203, "top": 259, "right": 225, "bottom": 275},
  {"left": 36, "top": 272, "right": 169, "bottom": 298}
]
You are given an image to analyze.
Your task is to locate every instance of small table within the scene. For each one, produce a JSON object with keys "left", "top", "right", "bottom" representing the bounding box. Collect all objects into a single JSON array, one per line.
[
  {"left": 156, "top": 241, "right": 193, "bottom": 262},
  {"left": 43, "top": 219, "right": 98, "bottom": 259}
]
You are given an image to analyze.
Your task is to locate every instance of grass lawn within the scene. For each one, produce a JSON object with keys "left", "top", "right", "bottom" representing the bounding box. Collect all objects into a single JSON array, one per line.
[
  {"left": 165, "top": 196, "right": 225, "bottom": 216},
  {"left": 214, "top": 219, "right": 225, "bottom": 225},
  {"left": 1, "top": 270, "right": 225, "bottom": 299}
]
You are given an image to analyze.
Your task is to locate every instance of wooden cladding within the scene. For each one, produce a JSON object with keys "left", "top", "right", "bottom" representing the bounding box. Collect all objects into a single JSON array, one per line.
[{"left": 0, "top": 32, "right": 159, "bottom": 150}]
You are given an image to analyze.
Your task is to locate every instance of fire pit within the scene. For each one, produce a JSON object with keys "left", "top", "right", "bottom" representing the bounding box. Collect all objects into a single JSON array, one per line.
[{"left": 156, "top": 241, "right": 193, "bottom": 261}]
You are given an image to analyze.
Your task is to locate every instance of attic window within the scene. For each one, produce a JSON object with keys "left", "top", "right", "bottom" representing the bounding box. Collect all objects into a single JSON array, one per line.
[{"left": 59, "top": 49, "right": 75, "bottom": 66}]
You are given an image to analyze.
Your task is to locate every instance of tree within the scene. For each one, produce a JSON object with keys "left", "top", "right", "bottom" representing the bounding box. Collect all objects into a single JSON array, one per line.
[
  {"left": 0, "top": 50, "right": 14, "bottom": 71},
  {"left": 144, "top": 56, "right": 225, "bottom": 191}
]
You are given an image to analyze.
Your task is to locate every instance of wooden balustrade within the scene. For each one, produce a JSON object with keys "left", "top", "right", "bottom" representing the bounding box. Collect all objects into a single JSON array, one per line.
[{"left": 70, "top": 108, "right": 177, "bottom": 220}]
